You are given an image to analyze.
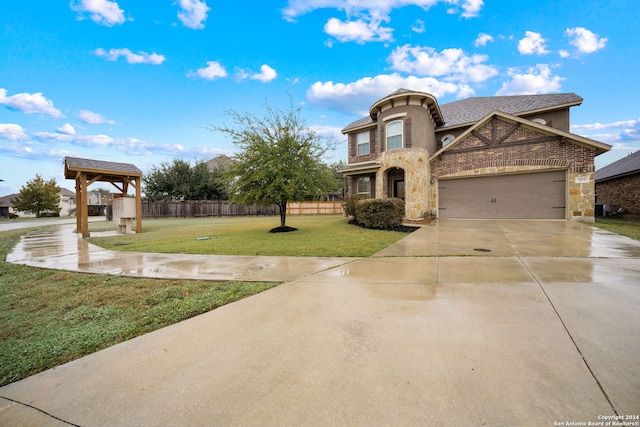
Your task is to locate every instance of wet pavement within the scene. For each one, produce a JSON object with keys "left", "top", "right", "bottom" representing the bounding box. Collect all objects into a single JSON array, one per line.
[
  {"left": 1, "top": 219, "right": 639, "bottom": 426},
  {"left": 5, "top": 224, "right": 359, "bottom": 282}
]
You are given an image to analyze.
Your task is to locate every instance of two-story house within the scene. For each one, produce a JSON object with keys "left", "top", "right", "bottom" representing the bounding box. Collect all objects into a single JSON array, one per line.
[{"left": 340, "top": 89, "right": 611, "bottom": 222}]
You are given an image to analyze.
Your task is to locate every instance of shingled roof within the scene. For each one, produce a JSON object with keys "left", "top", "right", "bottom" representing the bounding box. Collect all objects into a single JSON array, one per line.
[
  {"left": 64, "top": 157, "right": 142, "bottom": 179},
  {"left": 342, "top": 91, "right": 583, "bottom": 132},
  {"left": 595, "top": 150, "right": 640, "bottom": 182},
  {"left": 439, "top": 93, "right": 583, "bottom": 128}
]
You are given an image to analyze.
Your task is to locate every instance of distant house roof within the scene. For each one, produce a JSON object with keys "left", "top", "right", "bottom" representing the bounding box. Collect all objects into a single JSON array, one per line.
[
  {"left": 595, "top": 150, "right": 640, "bottom": 182},
  {"left": 64, "top": 157, "right": 142, "bottom": 179},
  {"left": 60, "top": 188, "right": 75, "bottom": 197},
  {"left": 0, "top": 193, "right": 17, "bottom": 207},
  {"left": 342, "top": 91, "right": 583, "bottom": 133},
  {"left": 207, "top": 155, "right": 234, "bottom": 170}
]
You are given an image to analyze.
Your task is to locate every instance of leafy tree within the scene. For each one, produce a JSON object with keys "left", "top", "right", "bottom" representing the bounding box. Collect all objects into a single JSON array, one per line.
[
  {"left": 11, "top": 175, "right": 61, "bottom": 217},
  {"left": 143, "top": 158, "right": 227, "bottom": 201},
  {"left": 211, "top": 100, "right": 335, "bottom": 231}
]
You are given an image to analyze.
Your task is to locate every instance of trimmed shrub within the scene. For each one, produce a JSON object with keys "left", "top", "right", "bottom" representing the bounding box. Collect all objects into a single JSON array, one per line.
[
  {"left": 343, "top": 194, "right": 363, "bottom": 218},
  {"left": 355, "top": 198, "right": 405, "bottom": 230}
]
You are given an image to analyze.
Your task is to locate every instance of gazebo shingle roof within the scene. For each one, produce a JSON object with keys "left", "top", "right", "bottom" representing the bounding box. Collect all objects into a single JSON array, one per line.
[{"left": 64, "top": 157, "right": 142, "bottom": 178}]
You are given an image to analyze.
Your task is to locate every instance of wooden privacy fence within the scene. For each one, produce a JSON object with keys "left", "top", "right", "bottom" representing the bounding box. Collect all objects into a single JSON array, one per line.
[
  {"left": 142, "top": 200, "right": 343, "bottom": 218},
  {"left": 286, "top": 201, "right": 343, "bottom": 215}
]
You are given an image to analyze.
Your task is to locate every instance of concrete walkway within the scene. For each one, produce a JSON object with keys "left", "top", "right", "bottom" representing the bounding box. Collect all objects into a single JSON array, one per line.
[{"left": 1, "top": 219, "right": 640, "bottom": 426}]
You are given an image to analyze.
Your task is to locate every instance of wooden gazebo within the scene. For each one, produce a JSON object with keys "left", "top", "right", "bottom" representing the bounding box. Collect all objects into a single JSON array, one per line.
[{"left": 64, "top": 157, "right": 143, "bottom": 237}]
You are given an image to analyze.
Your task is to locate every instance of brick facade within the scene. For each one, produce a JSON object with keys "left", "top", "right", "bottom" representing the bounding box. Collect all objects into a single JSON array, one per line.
[
  {"left": 596, "top": 174, "right": 640, "bottom": 215},
  {"left": 428, "top": 117, "right": 598, "bottom": 221},
  {"left": 341, "top": 90, "right": 610, "bottom": 222}
]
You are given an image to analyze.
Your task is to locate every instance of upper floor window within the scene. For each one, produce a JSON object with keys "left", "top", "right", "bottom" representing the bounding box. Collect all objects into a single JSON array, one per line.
[
  {"left": 357, "top": 131, "right": 370, "bottom": 155},
  {"left": 386, "top": 120, "right": 403, "bottom": 150}
]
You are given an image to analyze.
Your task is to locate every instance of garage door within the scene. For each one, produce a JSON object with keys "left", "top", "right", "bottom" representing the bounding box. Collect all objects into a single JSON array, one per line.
[{"left": 438, "top": 170, "right": 566, "bottom": 219}]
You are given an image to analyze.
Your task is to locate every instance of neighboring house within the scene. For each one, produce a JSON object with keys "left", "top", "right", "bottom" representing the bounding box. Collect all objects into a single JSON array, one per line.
[
  {"left": 0, "top": 188, "right": 78, "bottom": 217},
  {"left": 207, "top": 155, "right": 234, "bottom": 171},
  {"left": 340, "top": 89, "right": 611, "bottom": 222},
  {"left": 595, "top": 150, "right": 640, "bottom": 215}
]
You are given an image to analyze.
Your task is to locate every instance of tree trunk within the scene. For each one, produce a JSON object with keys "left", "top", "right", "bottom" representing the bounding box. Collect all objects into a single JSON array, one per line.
[{"left": 279, "top": 200, "right": 287, "bottom": 228}]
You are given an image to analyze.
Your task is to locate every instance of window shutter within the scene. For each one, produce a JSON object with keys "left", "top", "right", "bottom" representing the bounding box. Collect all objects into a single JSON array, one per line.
[
  {"left": 380, "top": 127, "right": 385, "bottom": 152},
  {"left": 405, "top": 118, "right": 412, "bottom": 148}
]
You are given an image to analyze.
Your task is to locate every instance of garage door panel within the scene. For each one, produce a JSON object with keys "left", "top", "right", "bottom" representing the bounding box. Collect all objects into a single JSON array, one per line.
[{"left": 438, "top": 171, "right": 566, "bottom": 219}]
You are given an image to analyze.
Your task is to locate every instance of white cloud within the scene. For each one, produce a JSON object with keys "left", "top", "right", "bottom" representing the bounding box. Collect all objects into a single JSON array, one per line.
[
  {"left": 70, "top": 0, "right": 126, "bottom": 27},
  {"left": 496, "top": 64, "right": 564, "bottom": 95},
  {"left": 309, "top": 125, "right": 345, "bottom": 142},
  {"left": 0, "top": 88, "right": 64, "bottom": 118},
  {"left": 78, "top": 110, "right": 115, "bottom": 125},
  {"left": 565, "top": 27, "right": 608, "bottom": 54},
  {"left": 284, "top": 1, "right": 482, "bottom": 44},
  {"left": 56, "top": 123, "right": 77, "bottom": 135},
  {"left": 571, "top": 118, "right": 640, "bottom": 144},
  {"left": 411, "top": 19, "right": 425, "bottom": 34},
  {"left": 177, "top": 0, "right": 210, "bottom": 30},
  {"left": 388, "top": 45, "right": 498, "bottom": 83},
  {"left": 572, "top": 118, "right": 640, "bottom": 132},
  {"left": 474, "top": 32, "right": 493, "bottom": 47},
  {"left": 518, "top": 31, "right": 549, "bottom": 55},
  {"left": 32, "top": 131, "right": 224, "bottom": 157},
  {"left": 34, "top": 131, "right": 115, "bottom": 147},
  {"left": 324, "top": 16, "right": 393, "bottom": 43},
  {"left": 0, "top": 124, "right": 28, "bottom": 141},
  {"left": 188, "top": 61, "right": 228, "bottom": 80},
  {"left": 283, "top": 0, "right": 484, "bottom": 21},
  {"left": 307, "top": 73, "right": 474, "bottom": 116},
  {"left": 559, "top": 50, "right": 570, "bottom": 58},
  {"left": 94, "top": 48, "right": 166, "bottom": 65},
  {"left": 250, "top": 64, "right": 278, "bottom": 83}
]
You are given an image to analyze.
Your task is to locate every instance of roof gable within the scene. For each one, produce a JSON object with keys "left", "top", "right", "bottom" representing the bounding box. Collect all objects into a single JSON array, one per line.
[
  {"left": 431, "top": 110, "right": 611, "bottom": 160},
  {"left": 595, "top": 150, "right": 640, "bottom": 181}
]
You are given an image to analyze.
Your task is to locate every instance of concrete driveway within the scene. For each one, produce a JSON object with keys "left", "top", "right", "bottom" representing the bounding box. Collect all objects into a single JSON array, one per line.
[{"left": 1, "top": 219, "right": 639, "bottom": 426}]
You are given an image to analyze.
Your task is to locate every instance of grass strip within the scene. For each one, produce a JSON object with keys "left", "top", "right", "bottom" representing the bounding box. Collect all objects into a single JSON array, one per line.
[
  {"left": 87, "top": 215, "right": 409, "bottom": 257},
  {"left": 0, "top": 227, "right": 278, "bottom": 386},
  {"left": 591, "top": 217, "right": 640, "bottom": 241}
]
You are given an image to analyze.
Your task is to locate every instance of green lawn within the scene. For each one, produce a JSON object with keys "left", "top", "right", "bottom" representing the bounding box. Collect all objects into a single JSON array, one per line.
[
  {"left": 0, "top": 227, "right": 278, "bottom": 387},
  {"left": 1, "top": 216, "right": 409, "bottom": 386},
  {"left": 591, "top": 217, "right": 640, "bottom": 241},
  {"left": 87, "top": 215, "right": 410, "bottom": 257}
]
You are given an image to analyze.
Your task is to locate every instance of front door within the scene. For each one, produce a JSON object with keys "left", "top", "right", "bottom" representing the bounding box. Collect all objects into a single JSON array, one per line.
[{"left": 393, "top": 179, "right": 405, "bottom": 200}]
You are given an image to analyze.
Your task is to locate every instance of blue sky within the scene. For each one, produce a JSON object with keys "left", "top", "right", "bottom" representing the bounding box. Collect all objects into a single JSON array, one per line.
[{"left": 1, "top": 0, "right": 639, "bottom": 194}]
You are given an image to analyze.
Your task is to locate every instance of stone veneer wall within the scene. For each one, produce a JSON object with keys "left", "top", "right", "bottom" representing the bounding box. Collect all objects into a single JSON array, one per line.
[
  {"left": 375, "top": 148, "right": 430, "bottom": 219},
  {"left": 596, "top": 174, "right": 640, "bottom": 215}
]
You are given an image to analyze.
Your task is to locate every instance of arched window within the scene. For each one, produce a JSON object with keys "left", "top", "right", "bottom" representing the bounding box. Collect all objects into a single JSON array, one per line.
[
  {"left": 386, "top": 120, "right": 403, "bottom": 150},
  {"left": 441, "top": 134, "right": 455, "bottom": 146}
]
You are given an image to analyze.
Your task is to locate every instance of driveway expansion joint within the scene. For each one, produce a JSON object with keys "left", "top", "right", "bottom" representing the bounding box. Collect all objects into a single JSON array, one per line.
[{"left": 0, "top": 395, "right": 81, "bottom": 427}]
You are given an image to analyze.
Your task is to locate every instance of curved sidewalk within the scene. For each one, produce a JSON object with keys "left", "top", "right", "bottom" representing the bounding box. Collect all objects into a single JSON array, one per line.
[
  {"left": 2, "top": 220, "right": 640, "bottom": 426},
  {"left": 5, "top": 224, "right": 360, "bottom": 282}
]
